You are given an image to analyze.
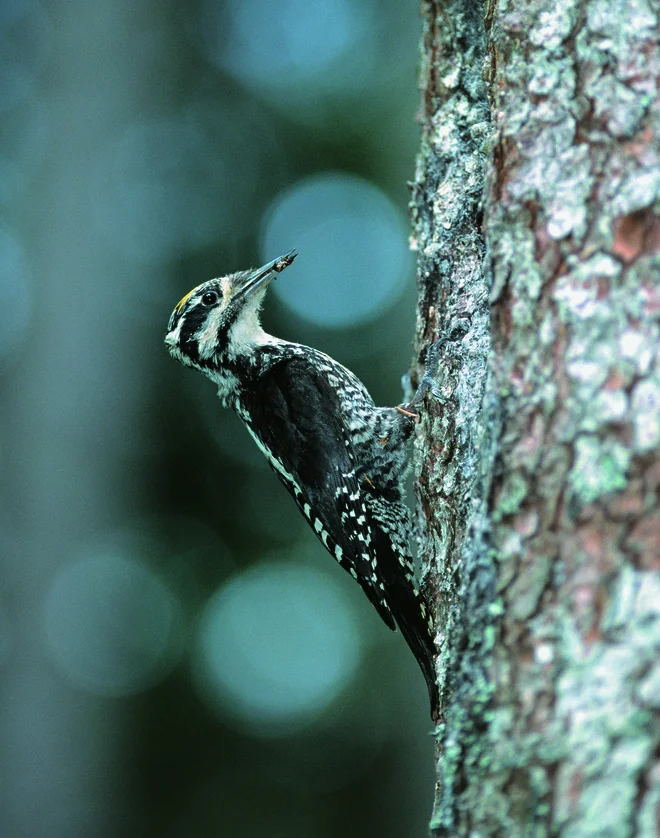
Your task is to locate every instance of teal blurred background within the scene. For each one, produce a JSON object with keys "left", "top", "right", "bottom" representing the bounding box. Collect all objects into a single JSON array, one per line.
[{"left": 1, "top": 1, "right": 435, "bottom": 835}]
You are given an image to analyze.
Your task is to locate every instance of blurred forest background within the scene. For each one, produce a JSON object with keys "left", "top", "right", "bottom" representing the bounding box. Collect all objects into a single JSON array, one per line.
[{"left": 1, "top": 1, "right": 436, "bottom": 836}]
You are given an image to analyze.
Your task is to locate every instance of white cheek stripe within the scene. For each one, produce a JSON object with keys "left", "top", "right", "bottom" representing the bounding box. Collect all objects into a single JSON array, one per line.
[{"left": 197, "top": 306, "right": 226, "bottom": 359}]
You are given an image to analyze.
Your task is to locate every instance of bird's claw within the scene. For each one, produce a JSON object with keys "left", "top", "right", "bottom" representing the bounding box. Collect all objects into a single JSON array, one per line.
[{"left": 395, "top": 405, "right": 418, "bottom": 419}]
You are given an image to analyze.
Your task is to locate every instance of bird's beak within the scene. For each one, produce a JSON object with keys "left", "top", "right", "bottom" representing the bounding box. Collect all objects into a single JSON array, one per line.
[{"left": 236, "top": 250, "right": 298, "bottom": 300}]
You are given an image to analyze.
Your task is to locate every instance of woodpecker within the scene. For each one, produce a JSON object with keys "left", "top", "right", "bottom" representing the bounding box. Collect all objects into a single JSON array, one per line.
[{"left": 165, "top": 251, "right": 439, "bottom": 719}]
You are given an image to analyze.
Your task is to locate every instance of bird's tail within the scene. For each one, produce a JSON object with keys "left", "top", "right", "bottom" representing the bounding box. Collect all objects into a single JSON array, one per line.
[
  {"left": 386, "top": 574, "right": 440, "bottom": 721},
  {"left": 365, "top": 499, "right": 439, "bottom": 720}
]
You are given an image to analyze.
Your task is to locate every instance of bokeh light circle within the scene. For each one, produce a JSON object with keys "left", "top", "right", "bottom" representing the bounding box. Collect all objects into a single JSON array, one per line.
[
  {"left": 261, "top": 172, "right": 412, "bottom": 327},
  {"left": 45, "top": 553, "right": 184, "bottom": 697},
  {"left": 194, "top": 561, "right": 362, "bottom": 734},
  {"left": 199, "top": 0, "right": 377, "bottom": 101}
]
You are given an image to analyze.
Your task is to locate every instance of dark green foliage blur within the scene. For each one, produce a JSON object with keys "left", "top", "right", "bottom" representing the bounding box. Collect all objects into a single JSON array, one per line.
[{"left": 1, "top": 0, "right": 435, "bottom": 835}]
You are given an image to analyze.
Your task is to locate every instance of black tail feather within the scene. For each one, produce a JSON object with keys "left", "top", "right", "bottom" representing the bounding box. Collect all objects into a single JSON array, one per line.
[
  {"left": 386, "top": 576, "right": 440, "bottom": 721},
  {"left": 365, "top": 504, "right": 440, "bottom": 721}
]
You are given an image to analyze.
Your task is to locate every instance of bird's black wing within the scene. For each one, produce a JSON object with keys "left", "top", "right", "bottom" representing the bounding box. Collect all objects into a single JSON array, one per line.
[{"left": 237, "top": 353, "right": 395, "bottom": 629}]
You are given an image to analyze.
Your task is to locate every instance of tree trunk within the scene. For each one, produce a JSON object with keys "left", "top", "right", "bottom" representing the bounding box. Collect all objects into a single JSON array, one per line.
[{"left": 411, "top": 0, "right": 660, "bottom": 835}]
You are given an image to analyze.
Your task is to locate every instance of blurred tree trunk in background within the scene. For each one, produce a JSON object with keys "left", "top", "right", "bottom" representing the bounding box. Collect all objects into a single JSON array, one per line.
[
  {"left": 1, "top": 3, "right": 173, "bottom": 835},
  {"left": 410, "top": 0, "right": 660, "bottom": 835}
]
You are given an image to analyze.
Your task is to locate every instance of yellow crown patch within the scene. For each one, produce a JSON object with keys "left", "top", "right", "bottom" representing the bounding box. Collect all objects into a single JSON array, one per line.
[{"left": 175, "top": 286, "right": 199, "bottom": 312}]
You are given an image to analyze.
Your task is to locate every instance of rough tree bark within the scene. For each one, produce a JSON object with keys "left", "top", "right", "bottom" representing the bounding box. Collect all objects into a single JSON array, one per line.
[{"left": 410, "top": 0, "right": 660, "bottom": 835}]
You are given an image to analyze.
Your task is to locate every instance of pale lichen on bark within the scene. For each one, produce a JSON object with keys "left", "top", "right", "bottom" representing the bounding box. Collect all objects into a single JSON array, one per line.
[
  {"left": 484, "top": 0, "right": 660, "bottom": 834},
  {"left": 410, "top": 0, "right": 497, "bottom": 831},
  {"left": 412, "top": 0, "right": 660, "bottom": 834}
]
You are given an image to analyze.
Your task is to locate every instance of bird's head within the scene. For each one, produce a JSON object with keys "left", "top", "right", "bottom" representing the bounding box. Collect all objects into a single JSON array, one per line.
[{"left": 165, "top": 250, "right": 297, "bottom": 371}]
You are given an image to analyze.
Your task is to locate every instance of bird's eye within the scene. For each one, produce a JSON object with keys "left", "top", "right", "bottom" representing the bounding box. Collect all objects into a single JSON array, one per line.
[{"left": 201, "top": 290, "right": 219, "bottom": 306}]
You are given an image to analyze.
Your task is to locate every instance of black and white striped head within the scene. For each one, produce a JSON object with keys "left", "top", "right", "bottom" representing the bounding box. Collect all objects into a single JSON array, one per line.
[{"left": 165, "top": 250, "right": 297, "bottom": 372}]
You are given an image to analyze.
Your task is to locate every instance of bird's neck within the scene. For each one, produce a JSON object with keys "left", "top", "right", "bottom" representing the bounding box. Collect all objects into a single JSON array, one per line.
[{"left": 207, "top": 334, "right": 290, "bottom": 406}]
